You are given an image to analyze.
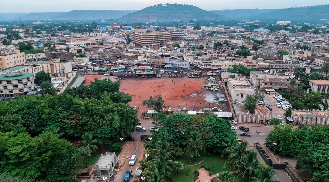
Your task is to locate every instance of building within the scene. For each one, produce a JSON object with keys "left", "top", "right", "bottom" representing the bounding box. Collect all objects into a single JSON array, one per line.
[
  {"left": 131, "top": 29, "right": 172, "bottom": 46},
  {"left": 171, "top": 31, "right": 185, "bottom": 40},
  {"left": 0, "top": 50, "right": 26, "bottom": 70},
  {"left": 276, "top": 21, "right": 291, "bottom": 25},
  {"left": 227, "top": 79, "right": 255, "bottom": 103},
  {"left": 0, "top": 72, "right": 34, "bottom": 98},
  {"left": 309, "top": 80, "right": 329, "bottom": 94},
  {"left": 95, "top": 152, "right": 118, "bottom": 179},
  {"left": 25, "top": 59, "right": 73, "bottom": 77},
  {"left": 46, "top": 52, "right": 75, "bottom": 61},
  {"left": 250, "top": 71, "right": 291, "bottom": 90}
]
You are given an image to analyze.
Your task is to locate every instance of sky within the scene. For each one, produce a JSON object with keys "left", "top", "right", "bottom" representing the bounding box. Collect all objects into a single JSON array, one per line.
[{"left": 0, "top": 0, "right": 328, "bottom": 13}]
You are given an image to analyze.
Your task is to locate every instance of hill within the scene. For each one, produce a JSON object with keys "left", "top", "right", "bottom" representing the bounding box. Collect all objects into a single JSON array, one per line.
[
  {"left": 121, "top": 3, "right": 223, "bottom": 22},
  {"left": 0, "top": 10, "right": 136, "bottom": 21},
  {"left": 212, "top": 5, "right": 329, "bottom": 23}
]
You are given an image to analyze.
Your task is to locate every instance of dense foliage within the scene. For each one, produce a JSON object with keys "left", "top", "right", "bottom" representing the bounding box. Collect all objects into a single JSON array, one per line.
[
  {"left": 0, "top": 132, "right": 89, "bottom": 182},
  {"left": 140, "top": 114, "right": 274, "bottom": 182},
  {"left": 0, "top": 80, "right": 138, "bottom": 181},
  {"left": 34, "top": 71, "right": 51, "bottom": 85},
  {"left": 265, "top": 125, "right": 329, "bottom": 181},
  {"left": 227, "top": 64, "right": 256, "bottom": 76},
  {"left": 65, "top": 79, "right": 132, "bottom": 103}
]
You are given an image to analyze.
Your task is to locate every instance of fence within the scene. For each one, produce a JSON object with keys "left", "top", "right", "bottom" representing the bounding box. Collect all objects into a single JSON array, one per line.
[
  {"left": 284, "top": 164, "right": 304, "bottom": 182},
  {"left": 255, "top": 142, "right": 273, "bottom": 167}
]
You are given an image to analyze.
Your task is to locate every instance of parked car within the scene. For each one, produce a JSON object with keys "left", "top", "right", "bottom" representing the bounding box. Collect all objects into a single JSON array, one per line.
[
  {"left": 277, "top": 115, "right": 283, "bottom": 120},
  {"left": 257, "top": 101, "right": 264, "bottom": 105},
  {"left": 150, "top": 127, "right": 160, "bottom": 132},
  {"left": 239, "top": 126, "right": 249, "bottom": 132},
  {"left": 276, "top": 103, "right": 281, "bottom": 108},
  {"left": 168, "top": 107, "right": 172, "bottom": 112},
  {"left": 267, "top": 106, "right": 272, "bottom": 111},
  {"left": 212, "top": 107, "right": 219, "bottom": 111},
  {"left": 240, "top": 132, "right": 251, "bottom": 137},
  {"left": 231, "top": 120, "right": 238, "bottom": 125},
  {"left": 124, "top": 171, "right": 131, "bottom": 181},
  {"left": 129, "top": 155, "right": 136, "bottom": 165},
  {"left": 231, "top": 126, "right": 237, "bottom": 130},
  {"left": 136, "top": 126, "right": 146, "bottom": 132}
]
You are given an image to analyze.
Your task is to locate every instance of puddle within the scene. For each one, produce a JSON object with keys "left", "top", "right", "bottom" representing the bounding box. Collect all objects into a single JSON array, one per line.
[{"left": 204, "top": 91, "right": 226, "bottom": 104}]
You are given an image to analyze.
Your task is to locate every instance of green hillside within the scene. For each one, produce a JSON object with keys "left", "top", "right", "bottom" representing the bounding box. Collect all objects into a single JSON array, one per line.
[
  {"left": 122, "top": 3, "right": 223, "bottom": 22},
  {"left": 213, "top": 4, "right": 329, "bottom": 23}
]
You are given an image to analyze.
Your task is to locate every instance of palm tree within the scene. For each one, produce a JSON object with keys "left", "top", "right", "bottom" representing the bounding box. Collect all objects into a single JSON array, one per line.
[
  {"left": 322, "top": 63, "right": 329, "bottom": 76},
  {"left": 184, "top": 131, "right": 205, "bottom": 162}
]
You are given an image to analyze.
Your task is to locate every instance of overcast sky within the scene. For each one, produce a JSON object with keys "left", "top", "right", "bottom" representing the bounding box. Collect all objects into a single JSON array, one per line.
[{"left": 0, "top": 0, "right": 328, "bottom": 13}]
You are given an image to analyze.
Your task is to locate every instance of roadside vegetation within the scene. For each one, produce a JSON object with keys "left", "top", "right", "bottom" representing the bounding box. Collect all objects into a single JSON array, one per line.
[
  {"left": 266, "top": 125, "right": 329, "bottom": 182},
  {"left": 138, "top": 113, "right": 274, "bottom": 182},
  {"left": 0, "top": 80, "right": 138, "bottom": 182}
]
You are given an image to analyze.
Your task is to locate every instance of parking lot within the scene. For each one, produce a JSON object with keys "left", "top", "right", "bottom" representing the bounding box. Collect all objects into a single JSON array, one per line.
[{"left": 264, "top": 93, "right": 286, "bottom": 120}]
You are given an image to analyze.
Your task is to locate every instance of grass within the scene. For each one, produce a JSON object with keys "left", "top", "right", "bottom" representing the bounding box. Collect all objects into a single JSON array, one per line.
[
  {"left": 172, "top": 153, "right": 248, "bottom": 182},
  {"left": 87, "top": 152, "right": 100, "bottom": 166}
]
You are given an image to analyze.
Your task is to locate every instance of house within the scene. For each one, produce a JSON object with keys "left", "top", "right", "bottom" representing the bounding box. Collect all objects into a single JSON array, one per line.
[
  {"left": 95, "top": 152, "right": 118, "bottom": 179},
  {"left": 309, "top": 80, "right": 329, "bottom": 94}
]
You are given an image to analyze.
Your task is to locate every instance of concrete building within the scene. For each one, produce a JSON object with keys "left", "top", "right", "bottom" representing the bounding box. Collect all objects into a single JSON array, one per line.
[
  {"left": 227, "top": 79, "right": 254, "bottom": 103},
  {"left": 250, "top": 71, "right": 291, "bottom": 90},
  {"left": 0, "top": 72, "right": 34, "bottom": 98},
  {"left": 25, "top": 59, "right": 73, "bottom": 77},
  {"left": 131, "top": 29, "right": 172, "bottom": 46},
  {"left": 95, "top": 152, "right": 118, "bottom": 179},
  {"left": 25, "top": 53, "right": 46, "bottom": 61},
  {"left": 309, "top": 80, "right": 329, "bottom": 94},
  {"left": 171, "top": 31, "right": 185, "bottom": 40},
  {"left": 0, "top": 50, "right": 26, "bottom": 70}
]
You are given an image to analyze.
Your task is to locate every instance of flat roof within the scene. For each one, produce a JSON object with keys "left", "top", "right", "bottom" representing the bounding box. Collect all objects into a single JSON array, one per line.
[
  {"left": 310, "top": 80, "right": 329, "bottom": 86},
  {"left": 0, "top": 65, "right": 29, "bottom": 74},
  {"left": 0, "top": 72, "right": 33, "bottom": 81}
]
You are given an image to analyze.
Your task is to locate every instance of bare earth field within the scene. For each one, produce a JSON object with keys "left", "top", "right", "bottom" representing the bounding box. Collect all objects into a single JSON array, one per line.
[{"left": 119, "top": 77, "right": 228, "bottom": 118}]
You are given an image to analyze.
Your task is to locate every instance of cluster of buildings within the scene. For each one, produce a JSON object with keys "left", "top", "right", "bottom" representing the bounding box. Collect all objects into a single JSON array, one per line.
[{"left": 1, "top": 22, "right": 329, "bottom": 102}]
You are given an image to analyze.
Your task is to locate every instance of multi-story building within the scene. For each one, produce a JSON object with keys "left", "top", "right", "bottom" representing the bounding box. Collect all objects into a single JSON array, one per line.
[
  {"left": 25, "top": 59, "right": 72, "bottom": 77},
  {"left": 0, "top": 72, "right": 34, "bottom": 98},
  {"left": 0, "top": 50, "right": 26, "bottom": 70},
  {"left": 309, "top": 80, "right": 329, "bottom": 94},
  {"left": 250, "top": 71, "right": 292, "bottom": 90},
  {"left": 227, "top": 79, "right": 254, "bottom": 103},
  {"left": 171, "top": 31, "right": 185, "bottom": 40},
  {"left": 131, "top": 29, "right": 172, "bottom": 46}
]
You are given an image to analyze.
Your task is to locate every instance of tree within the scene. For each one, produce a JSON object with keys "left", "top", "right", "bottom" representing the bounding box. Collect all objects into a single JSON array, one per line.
[
  {"left": 213, "top": 42, "right": 222, "bottom": 49},
  {"left": 193, "top": 25, "right": 201, "bottom": 30},
  {"left": 269, "top": 118, "right": 281, "bottom": 125},
  {"left": 77, "top": 49, "right": 82, "bottom": 54},
  {"left": 173, "top": 43, "right": 180, "bottom": 48},
  {"left": 65, "top": 46, "right": 70, "bottom": 52},
  {"left": 284, "top": 109, "right": 292, "bottom": 118},
  {"left": 245, "top": 95, "right": 257, "bottom": 113},
  {"left": 278, "top": 50, "right": 289, "bottom": 56},
  {"left": 198, "top": 45, "right": 204, "bottom": 50},
  {"left": 322, "top": 63, "right": 329, "bottom": 76},
  {"left": 252, "top": 44, "right": 258, "bottom": 51},
  {"left": 39, "top": 82, "right": 57, "bottom": 96},
  {"left": 2, "top": 39, "right": 11, "bottom": 45},
  {"left": 143, "top": 95, "right": 164, "bottom": 112},
  {"left": 77, "top": 53, "right": 86, "bottom": 57},
  {"left": 216, "top": 171, "right": 237, "bottom": 182},
  {"left": 44, "top": 42, "right": 51, "bottom": 48},
  {"left": 34, "top": 71, "right": 51, "bottom": 85},
  {"left": 184, "top": 131, "right": 205, "bottom": 160},
  {"left": 293, "top": 67, "right": 304, "bottom": 80}
]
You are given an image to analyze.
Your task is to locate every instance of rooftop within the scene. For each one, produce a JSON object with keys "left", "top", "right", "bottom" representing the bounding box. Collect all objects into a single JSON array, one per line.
[
  {"left": 0, "top": 65, "right": 29, "bottom": 74},
  {"left": 0, "top": 72, "right": 33, "bottom": 81},
  {"left": 309, "top": 80, "right": 329, "bottom": 86}
]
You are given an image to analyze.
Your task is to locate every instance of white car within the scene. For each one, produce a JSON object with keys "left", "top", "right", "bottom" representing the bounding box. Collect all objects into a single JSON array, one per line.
[
  {"left": 231, "top": 126, "right": 237, "bottom": 130},
  {"left": 231, "top": 120, "right": 238, "bottom": 125},
  {"left": 168, "top": 107, "right": 172, "bottom": 112},
  {"left": 276, "top": 103, "right": 281, "bottom": 108},
  {"left": 129, "top": 155, "right": 136, "bottom": 165}
]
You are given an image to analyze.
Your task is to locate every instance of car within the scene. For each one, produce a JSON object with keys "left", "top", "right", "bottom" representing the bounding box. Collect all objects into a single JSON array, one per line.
[
  {"left": 239, "top": 126, "right": 247, "bottom": 130},
  {"left": 277, "top": 115, "right": 283, "bottom": 120},
  {"left": 168, "top": 107, "right": 172, "bottom": 112},
  {"left": 124, "top": 171, "right": 131, "bottom": 181},
  {"left": 267, "top": 106, "right": 272, "bottom": 111},
  {"left": 231, "top": 120, "right": 238, "bottom": 125},
  {"left": 257, "top": 101, "right": 264, "bottom": 105},
  {"left": 137, "top": 122, "right": 141, "bottom": 125},
  {"left": 240, "top": 132, "right": 251, "bottom": 137},
  {"left": 136, "top": 126, "right": 146, "bottom": 132},
  {"left": 276, "top": 103, "right": 281, "bottom": 108},
  {"left": 104, "top": 73, "right": 109, "bottom": 76},
  {"left": 239, "top": 126, "right": 249, "bottom": 132},
  {"left": 129, "top": 155, "right": 136, "bottom": 165},
  {"left": 183, "top": 107, "right": 187, "bottom": 111},
  {"left": 231, "top": 126, "right": 237, "bottom": 130},
  {"left": 150, "top": 127, "right": 160, "bottom": 132},
  {"left": 212, "top": 107, "right": 219, "bottom": 111}
]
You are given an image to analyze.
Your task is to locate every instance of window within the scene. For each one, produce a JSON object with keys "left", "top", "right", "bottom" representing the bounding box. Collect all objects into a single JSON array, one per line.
[
  {"left": 7, "top": 81, "right": 12, "bottom": 84},
  {"left": 9, "top": 90, "right": 13, "bottom": 93},
  {"left": 3, "top": 86, "right": 7, "bottom": 89},
  {"left": 13, "top": 85, "right": 18, "bottom": 88}
]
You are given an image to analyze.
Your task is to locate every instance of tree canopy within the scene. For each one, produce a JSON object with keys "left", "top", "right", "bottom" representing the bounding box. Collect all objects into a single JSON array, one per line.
[{"left": 34, "top": 71, "right": 51, "bottom": 85}]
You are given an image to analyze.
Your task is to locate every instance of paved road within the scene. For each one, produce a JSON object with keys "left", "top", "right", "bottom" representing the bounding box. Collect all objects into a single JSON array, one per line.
[
  {"left": 71, "top": 76, "right": 85, "bottom": 88},
  {"left": 235, "top": 123, "right": 293, "bottom": 182},
  {"left": 115, "top": 119, "right": 155, "bottom": 182}
]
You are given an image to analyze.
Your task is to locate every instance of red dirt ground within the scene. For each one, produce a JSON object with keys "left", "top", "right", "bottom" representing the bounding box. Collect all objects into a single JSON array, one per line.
[
  {"left": 84, "top": 74, "right": 105, "bottom": 85},
  {"left": 119, "top": 78, "right": 218, "bottom": 118}
]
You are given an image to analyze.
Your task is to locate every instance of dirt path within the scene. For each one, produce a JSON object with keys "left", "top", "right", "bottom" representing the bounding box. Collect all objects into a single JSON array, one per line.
[{"left": 196, "top": 168, "right": 219, "bottom": 182}]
